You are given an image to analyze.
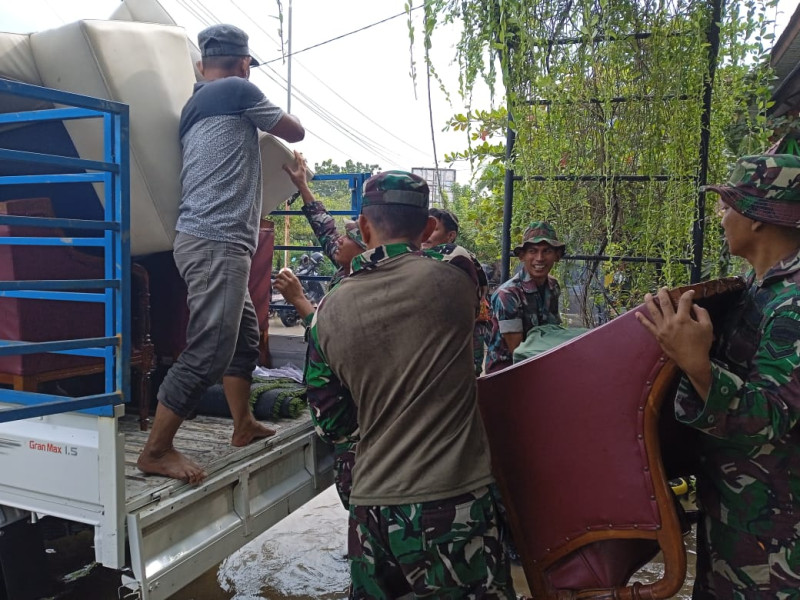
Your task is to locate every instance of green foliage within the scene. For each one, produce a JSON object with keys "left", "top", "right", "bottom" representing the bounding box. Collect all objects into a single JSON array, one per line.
[
  {"left": 446, "top": 181, "right": 505, "bottom": 265},
  {"left": 423, "top": 0, "right": 778, "bottom": 325},
  {"left": 310, "top": 159, "right": 380, "bottom": 199}
]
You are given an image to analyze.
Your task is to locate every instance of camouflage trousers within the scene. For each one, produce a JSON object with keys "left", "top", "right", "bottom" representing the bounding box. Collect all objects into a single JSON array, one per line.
[
  {"left": 693, "top": 515, "right": 800, "bottom": 599},
  {"left": 333, "top": 442, "right": 355, "bottom": 510},
  {"left": 348, "top": 486, "right": 515, "bottom": 599}
]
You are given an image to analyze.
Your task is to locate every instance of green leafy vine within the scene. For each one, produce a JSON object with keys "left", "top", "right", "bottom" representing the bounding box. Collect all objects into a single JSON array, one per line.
[{"left": 423, "top": 0, "right": 778, "bottom": 325}]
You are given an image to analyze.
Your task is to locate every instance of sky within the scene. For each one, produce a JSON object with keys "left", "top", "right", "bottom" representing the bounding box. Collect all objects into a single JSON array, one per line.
[
  {"left": 1, "top": 0, "right": 797, "bottom": 182},
  {"left": 0, "top": 0, "right": 489, "bottom": 181}
]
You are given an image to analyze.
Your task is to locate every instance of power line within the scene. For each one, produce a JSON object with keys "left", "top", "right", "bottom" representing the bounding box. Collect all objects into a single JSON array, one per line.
[
  {"left": 261, "top": 5, "right": 423, "bottom": 65},
  {"left": 229, "top": 0, "right": 282, "bottom": 47},
  {"left": 293, "top": 62, "right": 431, "bottom": 157},
  {"left": 172, "top": 0, "right": 394, "bottom": 161},
  {"left": 182, "top": 0, "right": 221, "bottom": 30},
  {"left": 231, "top": 0, "right": 430, "bottom": 157},
  {"left": 252, "top": 56, "right": 405, "bottom": 164},
  {"left": 223, "top": 6, "right": 410, "bottom": 163},
  {"left": 168, "top": 0, "right": 430, "bottom": 166},
  {"left": 262, "top": 67, "right": 404, "bottom": 162},
  {"left": 223, "top": 0, "right": 418, "bottom": 159},
  {"left": 252, "top": 57, "right": 404, "bottom": 163},
  {"left": 301, "top": 126, "right": 352, "bottom": 158}
]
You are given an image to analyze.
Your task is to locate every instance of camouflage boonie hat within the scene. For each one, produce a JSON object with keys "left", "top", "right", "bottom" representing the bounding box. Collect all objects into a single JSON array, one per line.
[
  {"left": 362, "top": 171, "right": 429, "bottom": 209},
  {"left": 513, "top": 221, "right": 566, "bottom": 256},
  {"left": 704, "top": 154, "right": 800, "bottom": 228}
]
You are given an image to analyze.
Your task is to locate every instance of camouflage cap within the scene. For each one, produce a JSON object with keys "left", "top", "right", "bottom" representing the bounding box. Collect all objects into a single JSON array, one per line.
[
  {"left": 362, "top": 171, "right": 429, "bottom": 209},
  {"left": 703, "top": 154, "right": 800, "bottom": 228},
  {"left": 344, "top": 220, "right": 367, "bottom": 250},
  {"left": 430, "top": 207, "right": 460, "bottom": 232},
  {"left": 513, "top": 221, "right": 566, "bottom": 256}
]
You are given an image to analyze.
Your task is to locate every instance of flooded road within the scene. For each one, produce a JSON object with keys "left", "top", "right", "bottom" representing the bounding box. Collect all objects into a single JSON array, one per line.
[
  {"left": 174, "top": 486, "right": 350, "bottom": 600},
  {"left": 48, "top": 324, "right": 696, "bottom": 599},
  {"left": 631, "top": 527, "right": 697, "bottom": 598},
  {"left": 171, "top": 487, "right": 698, "bottom": 599},
  {"left": 51, "top": 485, "right": 696, "bottom": 599}
]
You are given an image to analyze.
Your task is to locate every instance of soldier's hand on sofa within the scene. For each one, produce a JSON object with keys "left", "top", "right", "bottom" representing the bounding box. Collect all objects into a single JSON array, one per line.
[
  {"left": 282, "top": 150, "right": 310, "bottom": 191},
  {"left": 637, "top": 287, "right": 713, "bottom": 399}
]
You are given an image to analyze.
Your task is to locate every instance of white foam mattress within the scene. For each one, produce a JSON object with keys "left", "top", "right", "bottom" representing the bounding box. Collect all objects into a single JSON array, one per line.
[{"left": 1, "top": 15, "right": 306, "bottom": 255}]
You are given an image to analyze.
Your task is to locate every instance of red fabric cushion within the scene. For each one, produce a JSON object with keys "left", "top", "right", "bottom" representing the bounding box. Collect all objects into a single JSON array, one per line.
[{"left": 0, "top": 198, "right": 103, "bottom": 376}]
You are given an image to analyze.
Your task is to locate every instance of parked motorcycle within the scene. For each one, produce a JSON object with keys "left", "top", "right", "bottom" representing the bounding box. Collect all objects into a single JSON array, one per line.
[{"left": 271, "top": 252, "right": 327, "bottom": 327}]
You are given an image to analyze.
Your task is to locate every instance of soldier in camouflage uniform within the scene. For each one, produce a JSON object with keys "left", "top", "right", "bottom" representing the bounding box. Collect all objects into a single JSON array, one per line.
[
  {"left": 485, "top": 221, "right": 564, "bottom": 373},
  {"left": 281, "top": 150, "right": 366, "bottom": 294},
  {"left": 424, "top": 207, "right": 460, "bottom": 246},
  {"left": 275, "top": 152, "right": 368, "bottom": 510},
  {"left": 306, "top": 171, "right": 515, "bottom": 599},
  {"left": 638, "top": 154, "right": 800, "bottom": 598},
  {"left": 424, "top": 207, "right": 492, "bottom": 375}
]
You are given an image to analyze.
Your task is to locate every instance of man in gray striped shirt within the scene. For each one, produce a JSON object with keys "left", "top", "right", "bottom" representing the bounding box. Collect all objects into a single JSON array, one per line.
[{"left": 138, "top": 24, "right": 304, "bottom": 483}]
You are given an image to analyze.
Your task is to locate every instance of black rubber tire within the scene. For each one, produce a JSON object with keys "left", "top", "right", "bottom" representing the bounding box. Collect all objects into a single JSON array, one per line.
[{"left": 280, "top": 310, "right": 299, "bottom": 328}]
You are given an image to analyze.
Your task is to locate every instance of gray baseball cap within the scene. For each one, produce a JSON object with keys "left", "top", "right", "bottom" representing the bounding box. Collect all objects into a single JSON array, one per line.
[{"left": 198, "top": 24, "right": 259, "bottom": 67}]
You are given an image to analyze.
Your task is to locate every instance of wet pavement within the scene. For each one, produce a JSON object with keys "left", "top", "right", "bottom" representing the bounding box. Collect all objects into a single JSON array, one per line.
[
  {"left": 175, "top": 486, "right": 349, "bottom": 600},
  {"left": 47, "top": 485, "right": 696, "bottom": 599},
  {"left": 44, "top": 321, "right": 697, "bottom": 598},
  {"left": 631, "top": 527, "right": 697, "bottom": 598}
]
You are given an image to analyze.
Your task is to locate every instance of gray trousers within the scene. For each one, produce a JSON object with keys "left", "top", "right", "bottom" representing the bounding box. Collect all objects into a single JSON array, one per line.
[{"left": 157, "top": 232, "right": 260, "bottom": 418}]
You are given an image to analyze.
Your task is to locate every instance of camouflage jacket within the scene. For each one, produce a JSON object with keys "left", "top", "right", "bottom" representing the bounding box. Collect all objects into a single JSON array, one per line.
[
  {"left": 675, "top": 248, "right": 800, "bottom": 539},
  {"left": 300, "top": 200, "right": 347, "bottom": 289},
  {"left": 430, "top": 243, "right": 490, "bottom": 375},
  {"left": 304, "top": 242, "right": 483, "bottom": 448},
  {"left": 485, "top": 270, "right": 561, "bottom": 373}
]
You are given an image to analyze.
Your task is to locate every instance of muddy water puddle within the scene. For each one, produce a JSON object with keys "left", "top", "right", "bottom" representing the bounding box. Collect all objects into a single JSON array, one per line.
[
  {"left": 175, "top": 486, "right": 350, "bottom": 600},
  {"left": 51, "top": 486, "right": 695, "bottom": 599}
]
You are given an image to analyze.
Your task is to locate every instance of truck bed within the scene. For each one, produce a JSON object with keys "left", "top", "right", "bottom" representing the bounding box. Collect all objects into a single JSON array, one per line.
[
  {"left": 0, "top": 332, "right": 323, "bottom": 600},
  {"left": 119, "top": 406, "right": 331, "bottom": 600},
  {"left": 120, "top": 411, "right": 316, "bottom": 513}
]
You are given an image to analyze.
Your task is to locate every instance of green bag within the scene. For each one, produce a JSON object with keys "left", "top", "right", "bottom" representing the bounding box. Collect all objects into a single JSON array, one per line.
[{"left": 512, "top": 324, "right": 589, "bottom": 363}]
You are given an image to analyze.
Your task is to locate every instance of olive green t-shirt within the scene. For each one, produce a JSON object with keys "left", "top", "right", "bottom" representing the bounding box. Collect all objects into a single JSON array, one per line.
[{"left": 316, "top": 251, "right": 494, "bottom": 506}]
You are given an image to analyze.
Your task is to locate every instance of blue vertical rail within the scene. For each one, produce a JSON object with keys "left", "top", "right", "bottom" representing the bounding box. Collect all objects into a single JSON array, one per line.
[{"left": 0, "top": 79, "right": 130, "bottom": 421}]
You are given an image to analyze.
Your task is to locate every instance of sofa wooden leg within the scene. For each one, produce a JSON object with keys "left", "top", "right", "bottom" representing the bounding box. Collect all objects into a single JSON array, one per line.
[
  {"left": 15, "top": 376, "right": 39, "bottom": 393},
  {"left": 134, "top": 369, "right": 152, "bottom": 432}
]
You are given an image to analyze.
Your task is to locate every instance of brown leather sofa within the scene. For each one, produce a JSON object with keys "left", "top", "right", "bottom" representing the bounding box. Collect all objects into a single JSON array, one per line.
[{"left": 478, "top": 279, "right": 744, "bottom": 599}]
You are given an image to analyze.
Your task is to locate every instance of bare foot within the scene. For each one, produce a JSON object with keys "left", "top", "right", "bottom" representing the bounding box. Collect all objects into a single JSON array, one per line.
[
  {"left": 137, "top": 447, "right": 207, "bottom": 485},
  {"left": 231, "top": 420, "right": 276, "bottom": 447}
]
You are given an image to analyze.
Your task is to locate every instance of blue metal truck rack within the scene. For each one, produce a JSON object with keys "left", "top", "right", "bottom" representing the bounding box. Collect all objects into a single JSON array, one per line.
[
  {"left": 0, "top": 77, "right": 130, "bottom": 421},
  {"left": 269, "top": 171, "right": 370, "bottom": 307}
]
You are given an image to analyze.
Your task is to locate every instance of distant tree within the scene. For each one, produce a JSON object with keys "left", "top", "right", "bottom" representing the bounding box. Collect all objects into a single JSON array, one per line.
[
  {"left": 444, "top": 180, "right": 504, "bottom": 267},
  {"left": 311, "top": 159, "right": 380, "bottom": 202}
]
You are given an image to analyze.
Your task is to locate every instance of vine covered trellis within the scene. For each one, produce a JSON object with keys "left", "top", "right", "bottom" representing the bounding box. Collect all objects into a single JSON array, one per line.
[{"left": 420, "top": 0, "right": 778, "bottom": 325}]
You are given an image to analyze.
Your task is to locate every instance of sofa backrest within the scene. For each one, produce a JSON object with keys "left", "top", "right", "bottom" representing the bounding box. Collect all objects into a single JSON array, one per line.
[{"left": 30, "top": 20, "right": 194, "bottom": 256}]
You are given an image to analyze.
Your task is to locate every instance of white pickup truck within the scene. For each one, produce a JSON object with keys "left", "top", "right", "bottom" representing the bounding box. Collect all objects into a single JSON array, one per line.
[
  {"left": 0, "top": 7, "right": 331, "bottom": 599},
  {"left": 0, "top": 365, "right": 332, "bottom": 600}
]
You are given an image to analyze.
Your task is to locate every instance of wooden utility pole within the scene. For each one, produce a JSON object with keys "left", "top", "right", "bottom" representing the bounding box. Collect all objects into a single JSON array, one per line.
[{"left": 283, "top": 0, "right": 293, "bottom": 268}]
